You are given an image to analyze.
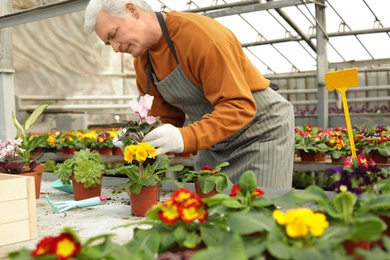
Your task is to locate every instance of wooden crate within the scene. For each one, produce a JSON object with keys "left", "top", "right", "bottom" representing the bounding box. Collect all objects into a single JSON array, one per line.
[{"left": 0, "top": 173, "right": 38, "bottom": 246}]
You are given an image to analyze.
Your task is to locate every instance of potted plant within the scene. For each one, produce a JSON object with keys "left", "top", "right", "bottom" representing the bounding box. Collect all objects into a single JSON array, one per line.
[
  {"left": 134, "top": 171, "right": 277, "bottom": 258},
  {"left": 294, "top": 125, "right": 327, "bottom": 162},
  {"left": 181, "top": 162, "right": 233, "bottom": 198},
  {"left": 361, "top": 125, "right": 390, "bottom": 163},
  {"left": 325, "top": 155, "right": 389, "bottom": 195},
  {"left": 106, "top": 142, "right": 184, "bottom": 216},
  {"left": 39, "top": 130, "right": 59, "bottom": 153},
  {"left": 0, "top": 103, "right": 52, "bottom": 198},
  {"left": 316, "top": 127, "right": 352, "bottom": 162},
  {"left": 114, "top": 94, "right": 162, "bottom": 147},
  {"left": 90, "top": 130, "right": 114, "bottom": 155},
  {"left": 292, "top": 185, "right": 390, "bottom": 257},
  {"left": 53, "top": 148, "right": 105, "bottom": 200},
  {"left": 56, "top": 130, "right": 82, "bottom": 154}
]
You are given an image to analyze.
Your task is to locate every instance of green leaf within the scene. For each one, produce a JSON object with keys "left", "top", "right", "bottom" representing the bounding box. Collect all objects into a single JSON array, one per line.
[
  {"left": 293, "top": 185, "right": 330, "bottom": 206},
  {"left": 198, "top": 175, "right": 216, "bottom": 193},
  {"left": 191, "top": 232, "right": 248, "bottom": 260},
  {"left": 228, "top": 212, "right": 275, "bottom": 234},
  {"left": 239, "top": 171, "right": 257, "bottom": 195},
  {"left": 329, "top": 192, "right": 356, "bottom": 224},
  {"left": 125, "top": 229, "right": 160, "bottom": 259},
  {"left": 199, "top": 224, "right": 226, "bottom": 247},
  {"left": 214, "top": 175, "right": 229, "bottom": 192},
  {"left": 349, "top": 216, "right": 386, "bottom": 242},
  {"left": 12, "top": 111, "right": 25, "bottom": 136},
  {"left": 24, "top": 103, "right": 50, "bottom": 131}
]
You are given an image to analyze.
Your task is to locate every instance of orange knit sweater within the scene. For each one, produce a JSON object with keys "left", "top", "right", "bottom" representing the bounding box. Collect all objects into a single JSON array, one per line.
[{"left": 134, "top": 11, "right": 270, "bottom": 152}]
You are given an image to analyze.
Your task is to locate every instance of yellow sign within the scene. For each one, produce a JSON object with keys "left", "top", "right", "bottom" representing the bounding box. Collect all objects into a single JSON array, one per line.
[
  {"left": 324, "top": 68, "right": 359, "bottom": 158},
  {"left": 325, "top": 68, "right": 358, "bottom": 91}
]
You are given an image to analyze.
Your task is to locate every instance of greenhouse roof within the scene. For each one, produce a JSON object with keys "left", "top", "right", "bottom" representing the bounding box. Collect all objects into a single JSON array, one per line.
[{"left": 2, "top": 0, "right": 390, "bottom": 75}]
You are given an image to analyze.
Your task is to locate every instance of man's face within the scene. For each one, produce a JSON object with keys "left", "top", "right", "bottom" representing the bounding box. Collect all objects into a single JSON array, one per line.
[{"left": 95, "top": 6, "right": 147, "bottom": 58}]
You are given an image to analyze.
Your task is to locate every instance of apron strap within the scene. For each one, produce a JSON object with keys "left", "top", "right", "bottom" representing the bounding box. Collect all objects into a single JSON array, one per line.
[{"left": 146, "top": 12, "right": 179, "bottom": 94}]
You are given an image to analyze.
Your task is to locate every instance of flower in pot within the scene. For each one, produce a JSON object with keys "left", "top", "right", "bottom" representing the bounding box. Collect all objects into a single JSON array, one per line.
[
  {"left": 53, "top": 148, "right": 105, "bottom": 200},
  {"left": 0, "top": 103, "right": 51, "bottom": 173},
  {"left": 107, "top": 142, "right": 184, "bottom": 195},
  {"left": 114, "top": 94, "right": 162, "bottom": 147},
  {"left": 143, "top": 188, "right": 210, "bottom": 255},
  {"left": 294, "top": 125, "right": 327, "bottom": 161},
  {"left": 325, "top": 155, "right": 388, "bottom": 195},
  {"left": 106, "top": 141, "right": 183, "bottom": 216},
  {"left": 361, "top": 125, "right": 390, "bottom": 162},
  {"left": 316, "top": 127, "right": 352, "bottom": 161},
  {"left": 292, "top": 185, "right": 390, "bottom": 256},
  {"left": 56, "top": 130, "right": 83, "bottom": 153},
  {"left": 39, "top": 130, "right": 60, "bottom": 153},
  {"left": 91, "top": 131, "right": 114, "bottom": 154},
  {"left": 181, "top": 162, "right": 233, "bottom": 197},
  {"left": 0, "top": 103, "right": 53, "bottom": 198},
  {"left": 204, "top": 170, "right": 276, "bottom": 214}
]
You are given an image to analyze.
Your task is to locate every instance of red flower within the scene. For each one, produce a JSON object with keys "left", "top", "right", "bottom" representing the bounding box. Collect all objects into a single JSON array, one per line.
[
  {"left": 30, "top": 232, "right": 81, "bottom": 260},
  {"left": 31, "top": 236, "right": 56, "bottom": 257},
  {"left": 229, "top": 184, "right": 265, "bottom": 197},
  {"left": 229, "top": 184, "right": 241, "bottom": 197},
  {"left": 157, "top": 188, "right": 208, "bottom": 224},
  {"left": 201, "top": 165, "right": 214, "bottom": 171},
  {"left": 252, "top": 188, "right": 265, "bottom": 197},
  {"left": 97, "top": 132, "right": 110, "bottom": 143}
]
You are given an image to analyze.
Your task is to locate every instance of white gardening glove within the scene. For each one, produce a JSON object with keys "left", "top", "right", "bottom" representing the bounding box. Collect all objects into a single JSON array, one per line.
[
  {"left": 112, "top": 129, "right": 126, "bottom": 149},
  {"left": 143, "top": 124, "right": 184, "bottom": 155}
]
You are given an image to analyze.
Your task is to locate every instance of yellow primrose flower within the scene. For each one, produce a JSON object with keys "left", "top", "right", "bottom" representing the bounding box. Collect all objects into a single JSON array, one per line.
[
  {"left": 135, "top": 147, "right": 148, "bottom": 162},
  {"left": 124, "top": 145, "right": 137, "bottom": 163},
  {"left": 273, "top": 208, "right": 329, "bottom": 239}
]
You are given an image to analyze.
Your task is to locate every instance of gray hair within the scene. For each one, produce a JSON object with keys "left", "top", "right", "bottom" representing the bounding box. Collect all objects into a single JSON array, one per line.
[{"left": 84, "top": 0, "right": 152, "bottom": 33}]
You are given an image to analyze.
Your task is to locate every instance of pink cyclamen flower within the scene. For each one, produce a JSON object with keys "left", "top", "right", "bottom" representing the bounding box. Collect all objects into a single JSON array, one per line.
[{"left": 128, "top": 94, "right": 156, "bottom": 124}]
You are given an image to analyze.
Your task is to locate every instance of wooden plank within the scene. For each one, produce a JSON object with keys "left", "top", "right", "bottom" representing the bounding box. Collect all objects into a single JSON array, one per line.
[
  {"left": 0, "top": 199, "right": 29, "bottom": 224},
  {"left": 0, "top": 175, "right": 29, "bottom": 202},
  {"left": 0, "top": 220, "right": 33, "bottom": 246},
  {"left": 0, "top": 174, "right": 37, "bottom": 246}
]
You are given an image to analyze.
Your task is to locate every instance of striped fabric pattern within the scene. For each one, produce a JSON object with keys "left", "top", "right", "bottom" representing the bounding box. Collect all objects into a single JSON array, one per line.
[{"left": 154, "top": 67, "right": 294, "bottom": 189}]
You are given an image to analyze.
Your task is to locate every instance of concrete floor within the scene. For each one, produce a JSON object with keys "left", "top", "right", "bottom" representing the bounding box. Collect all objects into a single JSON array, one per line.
[{"left": 0, "top": 172, "right": 184, "bottom": 260}]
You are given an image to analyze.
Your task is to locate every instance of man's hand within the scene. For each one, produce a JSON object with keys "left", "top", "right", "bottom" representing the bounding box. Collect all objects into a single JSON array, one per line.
[
  {"left": 112, "top": 129, "right": 126, "bottom": 148},
  {"left": 143, "top": 124, "right": 184, "bottom": 155}
]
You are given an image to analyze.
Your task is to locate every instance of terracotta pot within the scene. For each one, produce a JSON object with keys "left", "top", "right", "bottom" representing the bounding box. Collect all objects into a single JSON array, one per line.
[
  {"left": 342, "top": 240, "right": 370, "bottom": 260},
  {"left": 112, "top": 147, "right": 123, "bottom": 156},
  {"left": 129, "top": 185, "right": 159, "bottom": 217},
  {"left": 20, "top": 163, "right": 44, "bottom": 199},
  {"left": 369, "top": 151, "right": 388, "bottom": 164},
  {"left": 96, "top": 147, "right": 111, "bottom": 156},
  {"left": 300, "top": 151, "right": 317, "bottom": 162},
  {"left": 316, "top": 152, "right": 327, "bottom": 161},
  {"left": 331, "top": 154, "right": 348, "bottom": 163},
  {"left": 62, "top": 147, "right": 76, "bottom": 154},
  {"left": 71, "top": 175, "right": 102, "bottom": 201},
  {"left": 193, "top": 178, "right": 218, "bottom": 198}
]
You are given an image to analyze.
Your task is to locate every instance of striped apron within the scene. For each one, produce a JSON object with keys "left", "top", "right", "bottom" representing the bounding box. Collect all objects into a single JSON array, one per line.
[{"left": 146, "top": 12, "right": 294, "bottom": 189}]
